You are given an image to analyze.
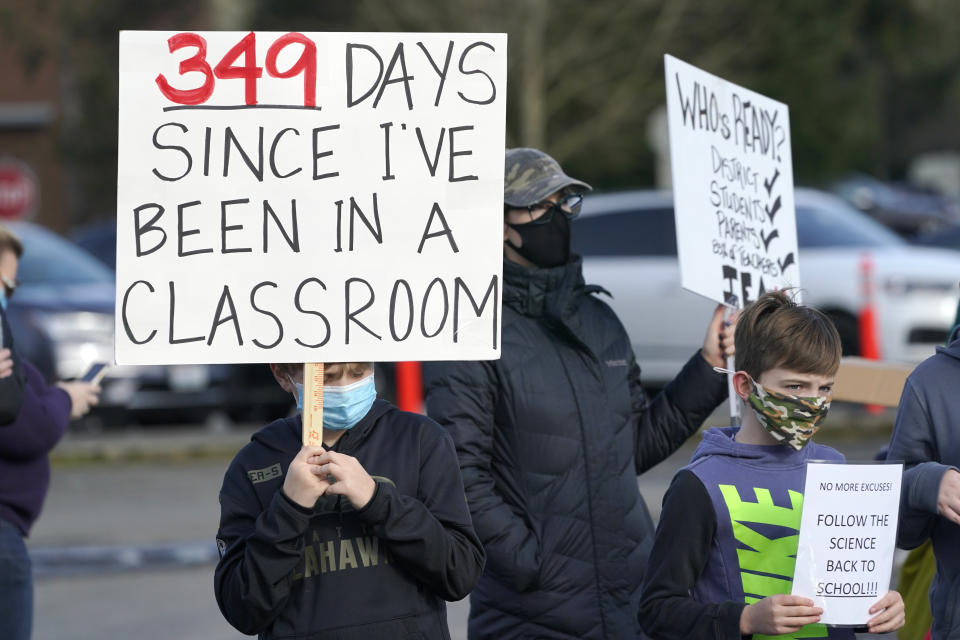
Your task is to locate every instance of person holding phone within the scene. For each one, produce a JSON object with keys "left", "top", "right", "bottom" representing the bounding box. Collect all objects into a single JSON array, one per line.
[
  {"left": 81, "top": 363, "right": 109, "bottom": 384},
  {"left": 0, "top": 224, "right": 102, "bottom": 640}
]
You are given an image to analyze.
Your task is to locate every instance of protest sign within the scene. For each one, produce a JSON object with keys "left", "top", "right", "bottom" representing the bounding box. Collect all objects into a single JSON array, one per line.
[
  {"left": 664, "top": 54, "right": 799, "bottom": 308},
  {"left": 792, "top": 462, "right": 902, "bottom": 625},
  {"left": 117, "top": 31, "right": 507, "bottom": 365}
]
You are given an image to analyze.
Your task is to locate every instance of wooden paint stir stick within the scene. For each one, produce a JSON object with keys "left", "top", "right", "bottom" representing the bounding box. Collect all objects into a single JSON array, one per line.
[{"left": 303, "top": 362, "right": 324, "bottom": 446}]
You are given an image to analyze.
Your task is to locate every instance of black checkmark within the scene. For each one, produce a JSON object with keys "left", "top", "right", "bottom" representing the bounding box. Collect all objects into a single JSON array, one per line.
[
  {"left": 778, "top": 252, "right": 796, "bottom": 273},
  {"left": 765, "top": 196, "right": 782, "bottom": 223},
  {"left": 761, "top": 229, "right": 779, "bottom": 251},
  {"left": 764, "top": 168, "right": 780, "bottom": 196}
]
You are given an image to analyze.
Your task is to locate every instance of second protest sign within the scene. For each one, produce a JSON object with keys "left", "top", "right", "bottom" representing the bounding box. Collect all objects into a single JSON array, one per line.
[{"left": 664, "top": 54, "right": 800, "bottom": 309}]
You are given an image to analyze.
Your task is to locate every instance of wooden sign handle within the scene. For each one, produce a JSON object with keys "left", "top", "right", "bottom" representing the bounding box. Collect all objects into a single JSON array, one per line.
[
  {"left": 724, "top": 306, "right": 741, "bottom": 426},
  {"left": 303, "top": 362, "right": 324, "bottom": 446}
]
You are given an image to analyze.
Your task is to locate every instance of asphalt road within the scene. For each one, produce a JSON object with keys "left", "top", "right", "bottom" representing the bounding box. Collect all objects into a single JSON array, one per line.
[
  {"left": 30, "top": 430, "right": 471, "bottom": 640},
  {"left": 27, "top": 424, "right": 895, "bottom": 640}
]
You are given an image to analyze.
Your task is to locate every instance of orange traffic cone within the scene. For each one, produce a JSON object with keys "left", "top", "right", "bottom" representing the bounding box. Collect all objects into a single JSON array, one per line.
[
  {"left": 395, "top": 361, "right": 424, "bottom": 414},
  {"left": 858, "top": 254, "right": 883, "bottom": 414}
]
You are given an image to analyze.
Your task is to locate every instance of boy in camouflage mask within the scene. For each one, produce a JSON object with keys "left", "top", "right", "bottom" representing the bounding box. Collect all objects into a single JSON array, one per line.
[
  {"left": 732, "top": 290, "right": 836, "bottom": 454},
  {"left": 639, "top": 290, "right": 905, "bottom": 640},
  {"left": 745, "top": 376, "right": 831, "bottom": 450}
]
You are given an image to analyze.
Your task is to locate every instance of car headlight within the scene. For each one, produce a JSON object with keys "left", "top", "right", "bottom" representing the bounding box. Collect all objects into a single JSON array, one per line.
[
  {"left": 882, "top": 278, "right": 957, "bottom": 296},
  {"left": 33, "top": 311, "right": 114, "bottom": 380}
]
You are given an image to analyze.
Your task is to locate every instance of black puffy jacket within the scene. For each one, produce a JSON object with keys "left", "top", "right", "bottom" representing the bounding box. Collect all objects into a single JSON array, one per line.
[{"left": 423, "top": 258, "right": 726, "bottom": 639}]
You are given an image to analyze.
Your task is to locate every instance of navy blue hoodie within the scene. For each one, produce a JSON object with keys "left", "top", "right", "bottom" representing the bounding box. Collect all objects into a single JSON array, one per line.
[
  {"left": 638, "top": 426, "right": 851, "bottom": 640},
  {"left": 0, "top": 359, "right": 70, "bottom": 535},
  {"left": 214, "top": 399, "right": 485, "bottom": 639},
  {"left": 889, "top": 337, "right": 960, "bottom": 640}
]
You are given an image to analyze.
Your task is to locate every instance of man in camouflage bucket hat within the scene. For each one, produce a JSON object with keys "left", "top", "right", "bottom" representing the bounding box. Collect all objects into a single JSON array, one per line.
[
  {"left": 503, "top": 147, "right": 592, "bottom": 209},
  {"left": 424, "top": 148, "right": 738, "bottom": 638},
  {"left": 500, "top": 148, "right": 592, "bottom": 269}
]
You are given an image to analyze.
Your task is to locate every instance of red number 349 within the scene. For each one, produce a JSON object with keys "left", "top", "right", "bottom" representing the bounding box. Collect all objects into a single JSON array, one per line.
[{"left": 155, "top": 32, "right": 317, "bottom": 107}]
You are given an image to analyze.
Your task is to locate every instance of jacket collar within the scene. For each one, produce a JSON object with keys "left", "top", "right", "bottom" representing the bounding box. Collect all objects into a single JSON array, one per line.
[
  {"left": 502, "top": 255, "right": 587, "bottom": 320},
  {"left": 276, "top": 399, "right": 394, "bottom": 453},
  {"left": 327, "top": 398, "right": 393, "bottom": 452}
]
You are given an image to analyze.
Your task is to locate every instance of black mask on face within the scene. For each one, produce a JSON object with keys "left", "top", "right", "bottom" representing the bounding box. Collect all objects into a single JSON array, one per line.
[{"left": 506, "top": 208, "right": 571, "bottom": 268}]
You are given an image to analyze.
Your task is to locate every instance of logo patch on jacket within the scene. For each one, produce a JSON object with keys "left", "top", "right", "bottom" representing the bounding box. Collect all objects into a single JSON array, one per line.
[
  {"left": 248, "top": 463, "right": 283, "bottom": 484},
  {"left": 719, "top": 484, "right": 829, "bottom": 639},
  {"left": 293, "top": 530, "right": 394, "bottom": 582},
  {"left": 605, "top": 359, "right": 628, "bottom": 367}
]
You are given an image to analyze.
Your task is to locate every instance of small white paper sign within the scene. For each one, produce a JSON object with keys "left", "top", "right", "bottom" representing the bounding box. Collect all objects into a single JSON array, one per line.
[
  {"left": 792, "top": 462, "right": 902, "bottom": 625},
  {"left": 663, "top": 54, "right": 800, "bottom": 308},
  {"left": 117, "top": 31, "right": 507, "bottom": 365}
]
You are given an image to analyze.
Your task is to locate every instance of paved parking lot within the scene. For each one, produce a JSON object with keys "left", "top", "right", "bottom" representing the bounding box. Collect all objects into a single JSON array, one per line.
[{"left": 27, "top": 423, "right": 895, "bottom": 639}]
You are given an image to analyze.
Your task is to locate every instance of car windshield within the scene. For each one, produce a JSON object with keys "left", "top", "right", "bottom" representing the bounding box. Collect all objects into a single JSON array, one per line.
[
  {"left": 10, "top": 223, "right": 115, "bottom": 285},
  {"left": 795, "top": 202, "right": 906, "bottom": 248}
]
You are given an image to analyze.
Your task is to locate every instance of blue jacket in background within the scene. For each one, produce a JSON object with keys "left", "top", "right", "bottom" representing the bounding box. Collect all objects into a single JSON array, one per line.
[
  {"left": 0, "top": 359, "right": 70, "bottom": 534},
  {"left": 889, "top": 338, "right": 960, "bottom": 640}
]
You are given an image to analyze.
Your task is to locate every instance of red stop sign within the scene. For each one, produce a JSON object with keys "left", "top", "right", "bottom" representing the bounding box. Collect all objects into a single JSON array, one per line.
[{"left": 0, "top": 159, "right": 38, "bottom": 220}]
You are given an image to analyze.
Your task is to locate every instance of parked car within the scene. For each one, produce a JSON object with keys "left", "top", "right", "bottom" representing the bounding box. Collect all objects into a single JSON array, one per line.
[
  {"left": 572, "top": 188, "right": 960, "bottom": 386},
  {"left": 71, "top": 219, "right": 117, "bottom": 270},
  {"left": 831, "top": 173, "right": 960, "bottom": 237},
  {"left": 914, "top": 223, "right": 960, "bottom": 253},
  {"left": 5, "top": 221, "right": 289, "bottom": 425}
]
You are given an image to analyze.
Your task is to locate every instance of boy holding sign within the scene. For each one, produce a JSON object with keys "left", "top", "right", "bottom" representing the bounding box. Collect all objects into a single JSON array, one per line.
[
  {"left": 638, "top": 291, "right": 904, "bottom": 639},
  {"left": 214, "top": 361, "right": 484, "bottom": 639}
]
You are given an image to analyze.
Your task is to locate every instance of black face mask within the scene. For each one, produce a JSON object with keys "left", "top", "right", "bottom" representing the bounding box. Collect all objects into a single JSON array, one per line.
[{"left": 506, "top": 209, "right": 571, "bottom": 268}]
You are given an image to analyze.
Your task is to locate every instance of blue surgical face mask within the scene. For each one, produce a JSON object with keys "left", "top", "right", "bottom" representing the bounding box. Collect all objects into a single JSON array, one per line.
[
  {"left": 288, "top": 376, "right": 305, "bottom": 413},
  {"left": 323, "top": 374, "right": 376, "bottom": 431}
]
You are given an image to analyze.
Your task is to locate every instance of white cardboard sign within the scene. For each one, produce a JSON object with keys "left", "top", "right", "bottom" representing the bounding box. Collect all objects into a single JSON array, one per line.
[
  {"left": 117, "top": 31, "right": 507, "bottom": 365},
  {"left": 664, "top": 54, "right": 800, "bottom": 308},
  {"left": 792, "top": 462, "right": 903, "bottom": 625}
]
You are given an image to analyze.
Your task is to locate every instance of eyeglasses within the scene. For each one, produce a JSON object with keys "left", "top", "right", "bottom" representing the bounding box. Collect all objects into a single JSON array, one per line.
[
  {"left": 0, "top": 274, "right": 17, "bottom": 298},
  {"left": 515, "top": 193, "right": 584, "bottom": 226}
]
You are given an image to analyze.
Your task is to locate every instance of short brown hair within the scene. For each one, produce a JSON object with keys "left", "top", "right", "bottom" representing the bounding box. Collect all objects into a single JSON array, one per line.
[
  {"left": 0, "top": 225, "right": 23, "bottom": 258},
  {"left": 735, "top": 290, "right": 842, "bottom": 380},
  {"left": 272, "top": 362, "right": 373, "bottom": 380}
]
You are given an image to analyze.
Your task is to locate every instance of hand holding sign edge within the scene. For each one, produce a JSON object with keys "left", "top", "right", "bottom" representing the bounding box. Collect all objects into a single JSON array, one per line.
[
  {"left": 866, "top": 590, "right": 905, "bottom": 634},
  {"left": 739, "top": 594, "right": 822, "bottom": 636},
  {"left": 701, "top": 303, "right": 739, "bottom": 369}
]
